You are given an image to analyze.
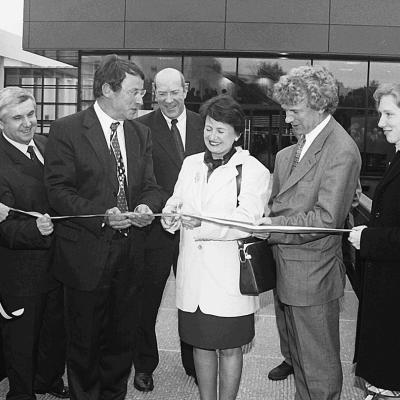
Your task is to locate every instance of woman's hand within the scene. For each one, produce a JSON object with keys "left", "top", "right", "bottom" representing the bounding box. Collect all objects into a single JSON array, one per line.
[
  {"left": 253, "top": 216, "right": 271, "bottom": 240},
  {"left": 36, "top": 213, "right": 54, "bottom": 236},
  {"left": 161, "top": 202, "right": 182, "bottom": 231},
  {"left": 348, "top": 225, "right": 367, "bottom": 250},
  {"left": 181, "top": 215, "right": 201, "bottom": 230}
]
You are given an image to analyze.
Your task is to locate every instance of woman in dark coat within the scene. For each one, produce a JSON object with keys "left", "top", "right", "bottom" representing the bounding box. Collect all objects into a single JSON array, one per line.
[{"left": 349, "top": 83, "right": 400, "bottom": 400}]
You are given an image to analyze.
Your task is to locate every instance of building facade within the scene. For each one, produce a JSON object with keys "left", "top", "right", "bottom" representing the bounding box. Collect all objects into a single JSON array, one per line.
[{"left": 21, "top": 0, "right": 400, "bottom": 195}]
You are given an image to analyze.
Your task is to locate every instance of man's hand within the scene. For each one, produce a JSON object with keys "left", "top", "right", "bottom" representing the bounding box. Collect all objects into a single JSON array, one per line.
[
  {"left": 105, "top": 207, "right": 132, "bottom": 230},
  {"left": 348, "top": 225, "right": 367, "bottom": 250},
  {"left": 36, "top": 213, "right": 54, "bottom": 236},
  {"left": 129, "top": 204, "right": 154, "bottom": 227},
  {"left": 0, "top": 202, "right": 10, "bottom": 222}
]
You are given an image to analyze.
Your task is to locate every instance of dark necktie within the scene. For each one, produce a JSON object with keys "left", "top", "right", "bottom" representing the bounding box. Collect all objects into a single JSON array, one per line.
[
  {"left": 109, "top": 122, "right": 128, "bottom": 213},
  {"left": 290, "top": 134, "right": 306, "bottom": 173},
  {"left": 27, "top": 145, "right": 43, "bottom": 170},
  {"left": 171, "top": 118, "right": 184, "bottom": 161}
]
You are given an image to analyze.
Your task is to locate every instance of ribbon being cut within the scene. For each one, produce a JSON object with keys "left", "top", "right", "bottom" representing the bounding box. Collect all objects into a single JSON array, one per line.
[
  {"left": 1, "top": 208, "right": 348, "bottom": 319},
  {"left": 8, "top": 207, "right": 350, "bottom": 234}
]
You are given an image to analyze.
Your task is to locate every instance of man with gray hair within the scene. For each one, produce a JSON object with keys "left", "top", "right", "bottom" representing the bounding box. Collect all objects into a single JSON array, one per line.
[
  {"left": 132, "top": 68, "right": 204, "bottom": 391},
  {"left": 260, "top": 66, "right": 361, "bottom": 400},
  {"left": 0, "top": 87, "right": 68, "bottom": 399}
]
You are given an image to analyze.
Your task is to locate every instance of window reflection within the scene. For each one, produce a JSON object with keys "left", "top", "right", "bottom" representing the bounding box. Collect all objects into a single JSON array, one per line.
[
  {"left": 183, "top": 57, "right": 237, "bottom": 112},
  {"left": 238, "top": 58, "right": 310, "bottom": 105},
  {"left": 5, "top": 67, "right": 78, "bottom": 135},
  {"left": 130, "top": 55, "right": 181, "bottom": 110},
  {"left": 314, "top": 60, "right": 368, "bottom": 108},
  {"left": 368, "top": 62, "right": 400, "bottom": 107}
]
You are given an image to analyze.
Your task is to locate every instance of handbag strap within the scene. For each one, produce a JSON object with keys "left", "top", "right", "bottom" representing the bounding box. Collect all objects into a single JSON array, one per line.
[
  {"left": 236, "top": 164, "right": 242, "bottom": 206},
  {"left": 236, "top": 164, "right": 244, "bottom": 250}
]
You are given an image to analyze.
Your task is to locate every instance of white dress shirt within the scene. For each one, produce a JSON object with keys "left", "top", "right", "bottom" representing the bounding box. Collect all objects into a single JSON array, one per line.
[
  {"left": 161, "top": 109, "right": 187, "bottom": 149},
  {"left": 299, "top": 115, "right": 331, "bottom": 161},
  {"left": 94, "top": 101, "right": 128, "bottom": 183},
  {"left": 2, "top": 133, "right": 44, "bottom": 164}
]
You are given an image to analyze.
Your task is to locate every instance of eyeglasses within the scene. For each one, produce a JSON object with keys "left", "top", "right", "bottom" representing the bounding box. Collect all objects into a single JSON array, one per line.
[
  {"left": 155, "top": 89, "right": 184, "bottom": 100},
  {"left": 125, "top": 89, "right": 147, "bottom": 98}
]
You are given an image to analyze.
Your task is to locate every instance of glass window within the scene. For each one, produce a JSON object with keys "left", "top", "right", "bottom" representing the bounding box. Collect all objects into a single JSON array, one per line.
[
  {"left": 183, "top": 56, "right": 237, "bottom": 112},
  {"left": 238, "top": 58, "right": 310, "bottom": 106},
  {"left": 42, "top": 105, "right": 55, "bottom": 121},
  {"left": 368, "top": 62, "right": 400, "bottom": 107},
  {"left": 333, "top": 109, "right": 366, "bottom": 154},
  {"left": 313, "top": 60, "right": 368, "bottom": 108},
  {"left": 57, "top": 87, "right": 78, "bottom": 103},
  {"left": 57, "top": 104, "right": 77, "bottom": 118},
  {"left": 130, "top": 55, "right": 182, "bottom": 110}
]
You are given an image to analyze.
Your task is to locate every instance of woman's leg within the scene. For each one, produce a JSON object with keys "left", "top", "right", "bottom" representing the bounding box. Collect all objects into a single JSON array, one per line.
[
  {"left": 219, "top": 346, "right": 243, "bottom": 400},
  {"left": 193, "top": 347, "right": 218, "bottom": 400}
]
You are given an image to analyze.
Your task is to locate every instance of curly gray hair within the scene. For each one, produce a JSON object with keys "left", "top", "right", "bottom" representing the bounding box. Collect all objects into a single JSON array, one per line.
[{"left": 273, "top": 65, "right": 339, "bottom": 114}]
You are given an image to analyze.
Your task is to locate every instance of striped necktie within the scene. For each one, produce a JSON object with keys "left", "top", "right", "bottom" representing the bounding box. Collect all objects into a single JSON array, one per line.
[
  {"left": 290, "top": 134, "right": 306, "bottom": 173},
  {"left": 109, "top": 122, "right": 128, "bottom": 213}
]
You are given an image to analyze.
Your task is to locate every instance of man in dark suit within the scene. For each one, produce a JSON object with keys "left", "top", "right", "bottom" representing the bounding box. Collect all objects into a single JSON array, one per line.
[
  {"left": 44, "top": 55, "right": 163, "bottom": 400},
  {"left": 133, "top": 68, "right": 204, "bottom": 391},
  {"left": 263, "top": 66, "right": 361, "bottom": 400},
  {"left": 0, "top": 87, "right": 68, "bottom": 399}
]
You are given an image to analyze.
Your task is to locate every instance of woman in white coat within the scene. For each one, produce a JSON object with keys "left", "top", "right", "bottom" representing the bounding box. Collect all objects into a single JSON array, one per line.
[{"left": 162, "top": 95, "right": 270, "bottom": 400}]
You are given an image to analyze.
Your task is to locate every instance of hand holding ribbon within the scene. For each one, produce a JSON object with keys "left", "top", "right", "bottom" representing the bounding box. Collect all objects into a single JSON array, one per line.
[{"left": 128, "top": 204, "right": 154, "bottom": 227}]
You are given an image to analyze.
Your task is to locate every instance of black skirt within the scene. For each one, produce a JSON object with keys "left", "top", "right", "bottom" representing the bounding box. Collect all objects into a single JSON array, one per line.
[{"left": 178, "top": 307, "right": 254, "bottom": 350}]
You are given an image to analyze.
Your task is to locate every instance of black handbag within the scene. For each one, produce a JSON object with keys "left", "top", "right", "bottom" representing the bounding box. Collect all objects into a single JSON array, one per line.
[
  {"left": 235, "top": 164, "right": 276, "bottom": 296},
  {"left": 238, "top": 237, "right": 276, "bottom": 295}
]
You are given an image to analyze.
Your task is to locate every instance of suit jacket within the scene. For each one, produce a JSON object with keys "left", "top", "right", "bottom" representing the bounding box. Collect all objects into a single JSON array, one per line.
[
  {"left": 0, "top": 134, "right": 57, "bottom": 296},
  {"left": 354, "top": 151, "right": 400, "bottom": 390},
  {"left": 136, "top": 108, "right": 204, "bottom": 249},
  {"left": 44, "top": 105, "right": 163, "bottom": 291},
  {"left": 164, "top": 149, "right": 270, "bottom": 316},
  {"left": 268, "top": 116, "right": 361, "bottom": 306}
]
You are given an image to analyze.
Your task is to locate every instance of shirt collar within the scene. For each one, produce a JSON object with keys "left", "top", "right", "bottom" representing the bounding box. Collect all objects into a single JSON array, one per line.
[
  {"left": 94, "top": 101, "right": 123, "bottom": 134},
  {"left": 305, "top": 114, "right": 331, "bottom": 143},
  {"left": 2, "top": 133, "right": 36, "bottom": 156},
  {"left": 161, "top": 108, "right": 187, "bottom": 128}
]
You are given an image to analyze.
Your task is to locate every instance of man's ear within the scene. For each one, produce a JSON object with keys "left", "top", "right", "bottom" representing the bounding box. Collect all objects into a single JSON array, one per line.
[{"left": 102, "top": 83, "right": 113, "bottom": 98}]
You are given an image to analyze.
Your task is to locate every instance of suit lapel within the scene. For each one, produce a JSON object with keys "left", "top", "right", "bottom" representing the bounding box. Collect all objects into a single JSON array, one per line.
[
  {"left": 0, "top": 135, "right": 43, "bottom": 182},
  {"left": 278, "top": 118, "right": 334, "bottom": 196},
  {"left": 153, "top": 110, "right": 184, "bottom": 169},
  {"left": 185, "top": 112, "right": 204, "bottom": 156},
  {"left": 82, "top": 107, "right": 118, "bottom": 194},
  {"left": 374, "top": 151, "right": 400, "bottom": 198}
]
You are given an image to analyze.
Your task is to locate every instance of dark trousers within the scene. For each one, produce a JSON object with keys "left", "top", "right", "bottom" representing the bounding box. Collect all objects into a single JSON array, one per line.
[
  {"left": 1, "top": 286, "right": 66, "bottom": 400},
  {"left": 65, "top": 236, "right": 142, "bottom": 400},
  {"left": 133, "top": 234, "right": 195, "bottom": 375}
]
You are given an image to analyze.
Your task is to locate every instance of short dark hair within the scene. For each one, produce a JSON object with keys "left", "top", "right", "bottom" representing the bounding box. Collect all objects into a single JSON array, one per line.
[
  {"left": 93, "top": 54, "right": 145, "bottom": 98},
  {"left": 199, "top": 94, "right": 245, "bottom": 134}
]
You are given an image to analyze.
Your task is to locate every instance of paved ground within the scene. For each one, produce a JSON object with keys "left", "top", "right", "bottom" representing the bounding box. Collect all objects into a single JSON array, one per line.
[{"left": 0, "top": 272, "right": 365, "bottom": 400}]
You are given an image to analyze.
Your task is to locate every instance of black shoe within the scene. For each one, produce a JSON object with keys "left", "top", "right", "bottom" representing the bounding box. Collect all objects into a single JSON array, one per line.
[
  {"left": 185, "top": 369, "right": 198, "bottom": 386},
  {"left": 134, "top": 372, "right": 154, "bottom": 392},
  {"left": 36, "top": 385, "right": 70, "bottom": 398},
  {"left": 268, "top": 361, "right": 294, "bottom": 381}
]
